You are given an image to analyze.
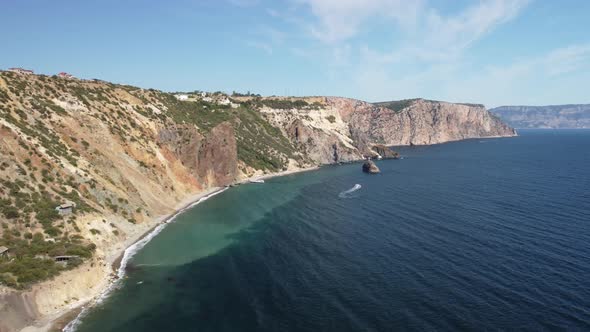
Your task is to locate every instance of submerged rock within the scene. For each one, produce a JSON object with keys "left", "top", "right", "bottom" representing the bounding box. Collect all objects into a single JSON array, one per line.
[{"left": 362, "top": 160, "right": 380, "bottom": 174}]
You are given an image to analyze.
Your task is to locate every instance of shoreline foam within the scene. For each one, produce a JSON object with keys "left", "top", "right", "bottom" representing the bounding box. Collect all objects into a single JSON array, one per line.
[
  {"left": 61, "top": 187, "right": 228, "bottom": 332},
  {"left": 58, "top": 166, "right": 319, "bottom": 332}
]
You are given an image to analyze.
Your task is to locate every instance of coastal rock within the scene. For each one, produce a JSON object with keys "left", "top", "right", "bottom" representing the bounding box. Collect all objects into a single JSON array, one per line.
[
  {"left": 371, "top": 144, "right": 400, "bottom": 159},
  {"left": 196, "top": 122, "right": 238, "bottom": 187},
  {"left": 362, "top": 160, "right": 380, "bottom": 174}
]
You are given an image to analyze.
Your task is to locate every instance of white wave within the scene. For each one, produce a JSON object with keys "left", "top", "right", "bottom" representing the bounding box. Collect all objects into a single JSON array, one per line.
[
  {"left": 338, "top": 184, "right": 362, "bottom": 198},
  {"left": 63, "top": 188, "right": 228, "bottom": 332}
]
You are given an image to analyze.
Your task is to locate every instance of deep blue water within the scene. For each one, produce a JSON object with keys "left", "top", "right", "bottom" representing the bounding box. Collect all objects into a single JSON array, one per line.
[{"left": 76, "top": 130, "right": 590, "bottom": 331}]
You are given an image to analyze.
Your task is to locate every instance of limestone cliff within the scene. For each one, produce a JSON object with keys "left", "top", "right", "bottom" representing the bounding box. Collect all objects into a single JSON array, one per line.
[
  {"left": 0, "top": 71, "right": 515, "bottom": 331},
  {"left": 352, "top": 98, "right": 516, "bottom": 146},
  {"left": 260, "top": 97, "right": 516, "bottom": 162}
]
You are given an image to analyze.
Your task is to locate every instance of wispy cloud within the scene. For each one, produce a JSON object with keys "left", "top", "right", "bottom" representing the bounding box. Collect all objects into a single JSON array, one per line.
[
  {"left": 293, "top": 0, "right": 424, "bottom": 43},
  {"left": 423, "top": 0, "right": 530, "bottom": 53},
  {"left": 436, "top": 43, "right": 590, "bottom": 107},
  {"left": 237, "top": 0, "right": 588, "bottom": 106},
  {"left": 353, "top": 0, "right": 531, "bottom": 64}
]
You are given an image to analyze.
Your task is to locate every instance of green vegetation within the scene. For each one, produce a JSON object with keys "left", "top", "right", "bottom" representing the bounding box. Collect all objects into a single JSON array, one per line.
[
  {"left": 458, "top": 102, "right": 485, "bottom": 108},
  {"left": 0, "top": 86, "right": 10, "bottom": 103},
  {"left": 376, "top": 99, "right": 484, "bottom": 111},
  {"left": 326, "top": 115, "right": 336, "bottom": 123},
  {"left": 234, "top": 107, "right": 296, "bottom": 171},
  {"left": 155, "top": 93, "right": 301, "bottom": 171},
  {"left": 0, "top": 233, "right": 95, "bottom": 288},
  {"left": 160, "top": 95, "right": 234, "bottom": 132},
  {"left": 374, "top": 99, "right": 419, "bottom": 112},
  {"left": 259, "top": 98, "right": 323, "bottom": 110},
  {"left": 0, "top": 71, "right": 325, "bottom": 289},
  {"left": 231, "top": 91, "right": 261, "bottom": 97}
]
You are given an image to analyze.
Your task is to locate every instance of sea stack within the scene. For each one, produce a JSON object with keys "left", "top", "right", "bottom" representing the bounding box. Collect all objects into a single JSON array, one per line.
[{"left": 362, "top": 160, "right": 380, "bottom": 174}]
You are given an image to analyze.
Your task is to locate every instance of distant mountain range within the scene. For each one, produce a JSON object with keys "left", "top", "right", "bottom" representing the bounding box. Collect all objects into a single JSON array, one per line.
[{"left": 490, "top": 104, "right": 590, "bottom": 129}]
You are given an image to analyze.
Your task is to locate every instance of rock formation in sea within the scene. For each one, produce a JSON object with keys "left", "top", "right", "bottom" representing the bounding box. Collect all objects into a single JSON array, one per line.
[
  {"left": 0, "top": 71, "right": 516, "bottom": 331},
  {"left": 362, "top": 160, "right": 380, "bottom": 174}
]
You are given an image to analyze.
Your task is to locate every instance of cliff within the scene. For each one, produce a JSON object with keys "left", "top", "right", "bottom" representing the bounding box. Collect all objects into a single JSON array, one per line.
[
  {"left": 490, "top": 104, "right": 590, "bottom": 129},
  {"left": 0, "top": 71, "right": 515, "bottom": 331},
  {"left": 261, "top": 97, "right": 516, "bottom": 162}
]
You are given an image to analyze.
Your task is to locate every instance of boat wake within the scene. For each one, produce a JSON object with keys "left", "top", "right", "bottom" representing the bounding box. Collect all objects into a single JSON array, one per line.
[{"left": 339, "top": 184, "right": 362, "bottom": 198}]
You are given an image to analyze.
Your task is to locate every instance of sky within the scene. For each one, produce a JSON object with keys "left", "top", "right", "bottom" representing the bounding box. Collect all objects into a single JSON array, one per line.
[{"left": 1, "top": 0, "right": 589, "bottom": 108}]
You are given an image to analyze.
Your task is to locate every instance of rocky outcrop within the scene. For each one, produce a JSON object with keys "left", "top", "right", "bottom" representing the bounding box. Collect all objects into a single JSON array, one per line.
[
  {"left": 158, "top": 124, "right": 204, "bottom": 172},
  {"left": 196, "top": 122, "right": 238, "bottom": 187},
  {"left": 158, "top": 122, "right": 238, "bottom": 187},
  {"left": 362, "top": 160, "right": 380, "bottom": 174},
  {"left": 370, "top": 144, "right": 400, "bottom": 159}
]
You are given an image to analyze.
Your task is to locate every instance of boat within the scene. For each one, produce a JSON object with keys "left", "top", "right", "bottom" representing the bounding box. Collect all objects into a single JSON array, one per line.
[{"left": 249, "top": 179, "right": 265, "bottom": 184}]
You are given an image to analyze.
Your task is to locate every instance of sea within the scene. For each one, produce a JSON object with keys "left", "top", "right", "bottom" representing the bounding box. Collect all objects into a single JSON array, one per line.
[{"left": 72, "top": 130, "right": 590, "bottom": 331}]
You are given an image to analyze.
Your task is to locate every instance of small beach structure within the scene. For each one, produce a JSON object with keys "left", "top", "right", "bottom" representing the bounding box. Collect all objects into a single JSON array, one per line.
[
  {"left": 54, "top": 255, "right": 79, "bottom": 262},
  {"left": 55, "top": 201, "right": 76, "bottom": 215},
  {"left": 0, "top": 246, "right": 9, "bottom": 258},
  {"left": 53, "top": 255, "right": 80, "bottom": 266}
]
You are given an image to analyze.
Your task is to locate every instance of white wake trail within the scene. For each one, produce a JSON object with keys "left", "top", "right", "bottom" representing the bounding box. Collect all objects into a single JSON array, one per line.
[{"left": 339, "top": 184, "right": 362, "bottom": 198}]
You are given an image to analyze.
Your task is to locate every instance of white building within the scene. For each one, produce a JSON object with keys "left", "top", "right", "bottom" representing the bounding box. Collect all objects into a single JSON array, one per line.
[
  {"left": 8, "top": 67, "right": 34, "bottom": 75},
  {"left": 175, "top": 94, "right": 189, "bottom": 101}
]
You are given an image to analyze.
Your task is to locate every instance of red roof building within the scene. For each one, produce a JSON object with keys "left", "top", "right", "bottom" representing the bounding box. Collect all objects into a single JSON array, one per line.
[{"left": 58, "top": 72, "right": 74, "bottom": 78}]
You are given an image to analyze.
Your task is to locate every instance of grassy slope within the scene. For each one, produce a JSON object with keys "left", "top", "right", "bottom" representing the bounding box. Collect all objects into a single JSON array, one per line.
[{"left": 0, "top": 72, "right": 308, "bottom": 288}]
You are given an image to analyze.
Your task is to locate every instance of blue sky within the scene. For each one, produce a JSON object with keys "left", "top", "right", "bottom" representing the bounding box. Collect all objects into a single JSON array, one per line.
[{"left": 1, "top": 0, "right": 589, "bottom": 107}]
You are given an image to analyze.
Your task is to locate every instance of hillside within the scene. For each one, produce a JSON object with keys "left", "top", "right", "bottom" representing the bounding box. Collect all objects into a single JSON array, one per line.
[
  {"left": 0, "top": 71, "right": 515, "bottom": 331},
  {"left": 490, "top": 104, "right": 590, "bottom": 129}
]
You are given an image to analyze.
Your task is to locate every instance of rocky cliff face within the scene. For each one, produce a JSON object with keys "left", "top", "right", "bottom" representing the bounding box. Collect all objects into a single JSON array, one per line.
[
  {"left": 490, "top": 104, "right": 590, "bottom": 129},
  {"left": 345, "top": 98, "right": 516, "bottom": 146},
  {"left": 261, "top": 97, "right": 516, "bottom": 162},
  {"left": 0, "top": 71, "right": 515, "bottom": 331}
]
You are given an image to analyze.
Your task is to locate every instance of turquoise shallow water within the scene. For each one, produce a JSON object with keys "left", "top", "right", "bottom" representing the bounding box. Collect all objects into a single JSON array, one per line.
[{"left": 75, "top": 130, "right": 590, "bottom": 331}]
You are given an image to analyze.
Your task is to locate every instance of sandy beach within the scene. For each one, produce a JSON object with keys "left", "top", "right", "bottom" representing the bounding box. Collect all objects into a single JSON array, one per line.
[
  {"left": 17, "top": 166, "right": 320, "bottom": 332},
  {"left": 13, "top": 186, "right": 224, "bottom": 332}
]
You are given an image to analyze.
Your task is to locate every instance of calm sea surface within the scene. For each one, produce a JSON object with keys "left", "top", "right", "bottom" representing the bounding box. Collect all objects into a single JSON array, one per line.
[{"left": 75, "top": 130, "right": 590, "bottom": 331}]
